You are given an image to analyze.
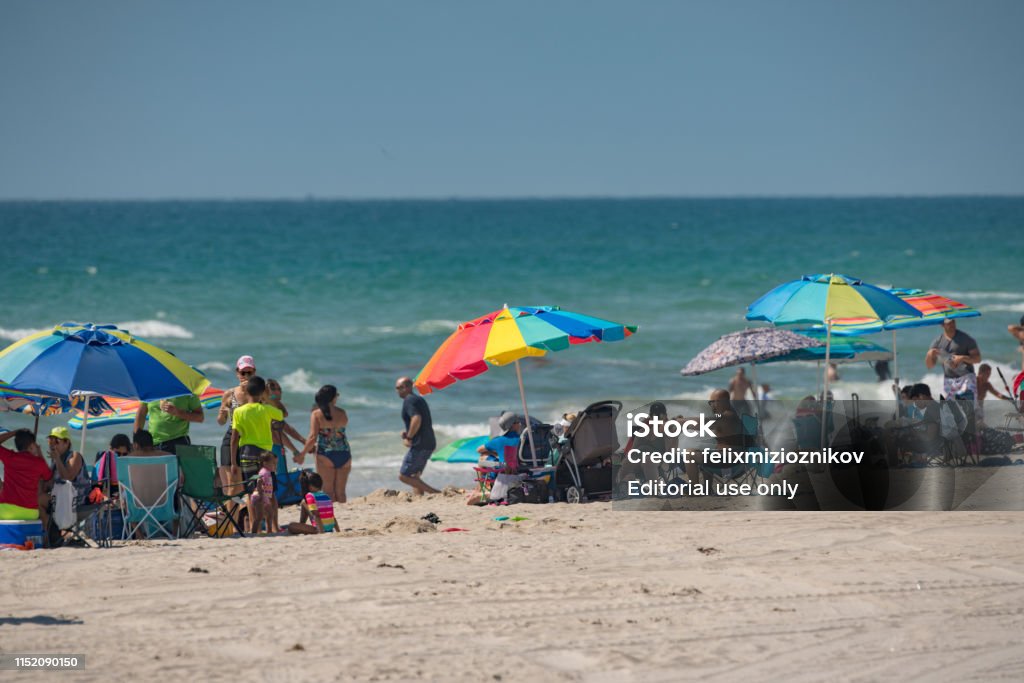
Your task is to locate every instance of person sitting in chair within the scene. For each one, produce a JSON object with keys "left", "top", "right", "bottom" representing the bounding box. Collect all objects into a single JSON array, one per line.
[
  {"left": 477, "top": 411, "right": 525, "bottom": 470},
  {"left": 0, "top": 429, "right": 52, "bottom": 523},
  {"left": 685, "top": 390, "right": 745, "bottom": 484},
  {"left": 885, "top": 384, "right": 942, "bottom": 464}
]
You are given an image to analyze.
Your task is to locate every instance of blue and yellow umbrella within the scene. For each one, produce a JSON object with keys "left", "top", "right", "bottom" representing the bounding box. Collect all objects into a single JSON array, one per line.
[{"left": 0, "top": 322, "right": 209, "bottom": 401}]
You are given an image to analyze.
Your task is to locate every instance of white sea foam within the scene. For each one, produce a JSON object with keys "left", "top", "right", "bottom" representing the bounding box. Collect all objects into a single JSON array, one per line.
[
  {"left": 980, "top": 303, "right": 1024, "bottom": 314},
  {"left": 433, "top": 422, "right": 490, "bottom": 439},
  {"left": 280, "top": 368, "right": 320, "bottom": 394},
  {"left": 0, "top": 326, "right": 47, "bottom": 341},
  {"left": 671, "top": 387, "right": 721, "bottom": 401},
  {"left": 416, "top": 319, "right": 460, "bottom": 334},
  {"left": 197, "top": 361, "right": 231, "bottom": 373},
  {"left": 117, "top": 320, "right": 194, "bottom": 339},
  {"left": 944, "top": 291, "right": 1024, "bottom": 301},
  {"left": 0, "top": 320, "right": 193, "bottom": 343},
  {"left": 343, "top": 394, "right": 391, "bottom": 409},
  {"left": 365, "top": 320, "right": 460, "bottom": 337}
]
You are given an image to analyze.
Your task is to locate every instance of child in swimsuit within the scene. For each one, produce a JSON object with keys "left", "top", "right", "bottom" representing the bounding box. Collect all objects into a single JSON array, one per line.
[
  {"left": 249, "top": 452, "right": 278, "bottom": 533},
  {"left": 286, "top": 472, "right": 337, "bottom": 535}
]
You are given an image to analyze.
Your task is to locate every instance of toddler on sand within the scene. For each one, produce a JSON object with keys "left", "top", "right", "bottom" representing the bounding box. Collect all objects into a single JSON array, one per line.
[{"left": 250, "top": 452, "right": 278, "bottom": 533}]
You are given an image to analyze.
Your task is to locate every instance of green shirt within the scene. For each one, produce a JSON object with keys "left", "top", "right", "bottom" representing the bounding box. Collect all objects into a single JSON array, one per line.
[
  {"left": 231, "top": 403, "right": 283, "bottom": 451},
  {"left": 145, "top": 395, "right": 201, "bottom": 444}
]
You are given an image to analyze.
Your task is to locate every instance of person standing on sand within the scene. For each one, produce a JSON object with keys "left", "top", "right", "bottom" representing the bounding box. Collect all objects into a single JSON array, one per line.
[
  {"left": 925, "top": 318, "right": 981, "bottom": 401},
  {"left": 133, "top": 394, "right": 204, "bottom": 455},
  {"left": 728, "top": 367, "right": 754, "bottom": 416},
  {"left": 395, "top": 377, "right": 439, "bottom": 495},
  {"left": 218, "top": 355, "right": 256, "bottom": 492},
  {"left": 298, "top": 385, "right": 352, "bottom": 504}
]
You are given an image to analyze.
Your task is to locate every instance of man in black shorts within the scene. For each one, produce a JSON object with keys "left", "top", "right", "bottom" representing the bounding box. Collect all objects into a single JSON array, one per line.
[{"left": 395, "top": 376, "right": 440, "bottom": 495}]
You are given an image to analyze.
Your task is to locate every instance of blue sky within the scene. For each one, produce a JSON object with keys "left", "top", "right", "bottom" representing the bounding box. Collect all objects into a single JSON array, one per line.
[{"left": 2, "top": 1, "right": 1022, "bottom": 198}]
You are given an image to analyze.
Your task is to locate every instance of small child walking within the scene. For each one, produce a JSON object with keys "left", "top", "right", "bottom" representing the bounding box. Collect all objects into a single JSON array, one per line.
[
  {"left": 287, "top": 472, "right": 337, "bottom": 535},
  {"left": 250, "top": 452, "right": 278, "bottom": 533}
]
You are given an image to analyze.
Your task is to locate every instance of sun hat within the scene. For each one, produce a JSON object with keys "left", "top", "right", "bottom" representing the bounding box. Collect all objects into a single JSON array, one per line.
[
  {"left": 236, "top": 355, "right": 256, "bottom": 371},
  {"left": 48, "top": 426, "right": 70, "bottom": 441},
  {"left": 498, "top": 411, "right": 522, "bottom": 431}
]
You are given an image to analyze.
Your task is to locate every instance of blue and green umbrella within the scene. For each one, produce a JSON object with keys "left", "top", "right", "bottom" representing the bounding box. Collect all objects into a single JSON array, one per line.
[
  {"left": 0, "top": 323, "right": 209, "bottom": 401},
  {"left": 0, "top": 322, "right": 210, "bottom": 453},
  {"left": 747, "top": 275, "right": 920, "bottom": 444}
]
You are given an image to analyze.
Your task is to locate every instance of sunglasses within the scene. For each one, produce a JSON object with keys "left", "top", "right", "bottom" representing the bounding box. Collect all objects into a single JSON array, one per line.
[{"left": 238, "top": 369, "right": 255, "bottom": 376}]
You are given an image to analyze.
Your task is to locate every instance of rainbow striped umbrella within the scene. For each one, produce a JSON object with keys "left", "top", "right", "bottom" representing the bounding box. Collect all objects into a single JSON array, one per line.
[
  {"left": 415, "top": 306, "right": 636, "bottom": 395},
  {"left": 802, "top": 287, "right": 979, "bottom": 385},
  {"left": 815, "top": 288, "right": 980, "bottom": 335},
  {"left": 67, "top": 385, "right": 225, "bottom": 430},
  {"left": 415, "top": 306, "right": 636, "bottom": 454}
]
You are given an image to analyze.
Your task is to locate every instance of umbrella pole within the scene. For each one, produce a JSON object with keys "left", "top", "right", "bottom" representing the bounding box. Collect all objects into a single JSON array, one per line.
[
  {"left": 33, "top": 412, "right": 39, "bottom": 438},
  {"left": 892, "top": 329, "right": 899, "bottom": 386},
  {"left": 892, "top": 329, "right": 901, "bottom": 417},
  {"left": 821, "top": 321, "right": 832, "bottom": 448},
  {"left": 79, "top": 395, "right": 90, "bottom": 456},
  {"left": 513, "top": 359, "right": 537, "bottom": 463}
]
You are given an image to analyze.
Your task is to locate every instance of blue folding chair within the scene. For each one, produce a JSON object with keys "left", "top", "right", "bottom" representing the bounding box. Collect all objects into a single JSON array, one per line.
[{"left": 118, "top": 455, "right": 179, "bottom": 540}]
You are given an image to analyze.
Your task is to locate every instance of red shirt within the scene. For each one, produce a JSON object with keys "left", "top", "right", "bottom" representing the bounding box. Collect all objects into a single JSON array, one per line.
[{"left": 0, "top": 445, "right": 53, "bottom": 510}]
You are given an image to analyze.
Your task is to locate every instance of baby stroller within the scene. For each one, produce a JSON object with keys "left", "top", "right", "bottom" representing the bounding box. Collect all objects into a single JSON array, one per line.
[{"left": 555, "top": 400, "right": 622, "bottom": 503}]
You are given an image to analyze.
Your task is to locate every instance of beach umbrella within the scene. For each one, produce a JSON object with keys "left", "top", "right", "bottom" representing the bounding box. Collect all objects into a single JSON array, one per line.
[
  {"left": 415, "top": 305, "right": 636, "bottom": 455},
  {"left": 66, "top": 385, "right": 225, "bottom": 431},
  {"left": 0, "top": 382, "right": 113, "bottom": 437},
  {"left": 0, "top": 322, "right": 210, "bottom": 455},
  {"left": 680, "top": 327, "right": 824, "bottom": 375},
  {"left": 746, "top": 274, "right": 921, "bottom": 444},
  {"left": 431, "top": 435, "right": 489, "bottom": 464},
  {"left": 680, "top": 328, "right": 825, "bottom": 415},
  {"left": 807, "top": 287, "right": 979, "bottom": 385},
  {"left": 767, "top": 334, "right": 892, "bottom": 364}
]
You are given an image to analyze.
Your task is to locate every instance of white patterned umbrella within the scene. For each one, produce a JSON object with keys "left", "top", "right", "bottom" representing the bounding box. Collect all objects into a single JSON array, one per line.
[{"left": 681, "top": 328, "right": 824, "bottom": 376}]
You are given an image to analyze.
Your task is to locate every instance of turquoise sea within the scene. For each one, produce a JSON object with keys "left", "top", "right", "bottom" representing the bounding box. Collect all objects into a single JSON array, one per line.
[{"left": 2, "top": 198, "right": 1022, "bottom": 495}]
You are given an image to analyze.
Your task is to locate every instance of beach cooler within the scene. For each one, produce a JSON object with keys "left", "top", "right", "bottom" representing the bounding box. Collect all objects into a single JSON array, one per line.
[{"left": 0, "top": 519, "right": 45, "bottom": 550}]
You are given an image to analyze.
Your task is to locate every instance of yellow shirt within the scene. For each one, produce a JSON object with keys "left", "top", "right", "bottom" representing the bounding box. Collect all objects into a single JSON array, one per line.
[{"left": 231, "top": 403, "right": 283, "bottom": 451}]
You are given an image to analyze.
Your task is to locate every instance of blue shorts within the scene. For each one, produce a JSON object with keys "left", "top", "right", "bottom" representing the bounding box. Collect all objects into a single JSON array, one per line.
[
  {"left": 319, "top": 450, "right": 351, "bottom": 469},
  {"left": 400, "top": 448, "right": 433, "bottom": 477}
]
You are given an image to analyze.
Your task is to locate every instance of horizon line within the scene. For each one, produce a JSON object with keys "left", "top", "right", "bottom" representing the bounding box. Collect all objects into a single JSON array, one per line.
[{"left": 1, "top": 192, "right": 1023, "bottom": 203}]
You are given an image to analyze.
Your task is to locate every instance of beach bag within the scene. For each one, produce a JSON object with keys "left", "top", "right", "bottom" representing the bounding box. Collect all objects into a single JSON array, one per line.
[
  {"left": 489, "top": 473, "right": 524, "bottom": 502},
  {"left": 507, "top": 478, "right": 548, "bottom": 505},
  {"left": 52, "top": 481, "right": 76, "bottom": 530},
  {"left": 980, "top": 427, "right": 1014, "bottom": 455}
]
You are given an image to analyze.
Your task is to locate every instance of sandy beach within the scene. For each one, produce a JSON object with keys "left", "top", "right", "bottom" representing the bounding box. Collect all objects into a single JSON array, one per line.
[{"left": 4, "top": 491, "right": 1024, "bottom": 682}]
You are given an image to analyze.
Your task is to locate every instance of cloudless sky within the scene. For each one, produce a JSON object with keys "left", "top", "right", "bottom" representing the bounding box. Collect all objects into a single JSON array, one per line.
[{"left": 2, "top": 1, "right": 1022, "bottom": 198}]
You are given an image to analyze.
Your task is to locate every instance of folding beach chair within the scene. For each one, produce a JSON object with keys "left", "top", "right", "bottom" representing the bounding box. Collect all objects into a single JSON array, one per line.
[
  {"left": 176, "top": 445, "right": 250, "bottom": 537},
  {"left": 118, "top": 455, "right": 179, "bottom": 540},
  {"left": 62, "top": 503, "right": 105, "bottom": 548},
  {"left": 47, "top": 481, "right": 105, "bottom": 548}
]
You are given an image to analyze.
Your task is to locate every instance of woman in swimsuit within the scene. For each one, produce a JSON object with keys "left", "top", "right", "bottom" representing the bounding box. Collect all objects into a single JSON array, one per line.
[
  {"left": 217, "top": 355, "right": 255, "bottom": 494},
  {"left": 299, "top": 384, "right": 351, "bottom": 503}
]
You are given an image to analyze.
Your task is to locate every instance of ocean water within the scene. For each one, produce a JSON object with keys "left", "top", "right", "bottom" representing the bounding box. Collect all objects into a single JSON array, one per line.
[{"left": 2, "top": 198, "right": 1022, "bottom": 495}]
